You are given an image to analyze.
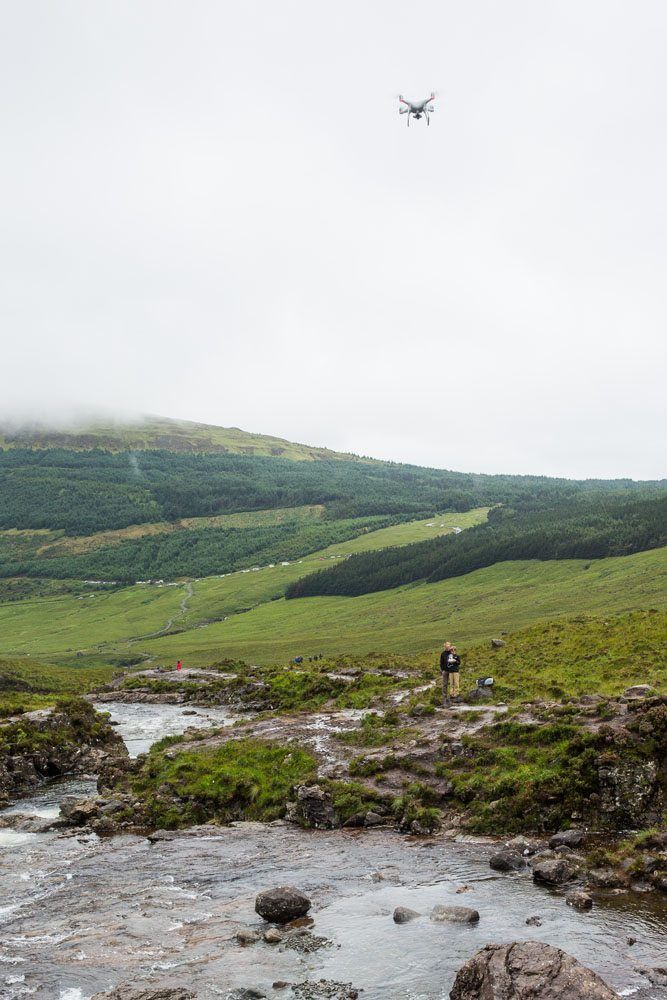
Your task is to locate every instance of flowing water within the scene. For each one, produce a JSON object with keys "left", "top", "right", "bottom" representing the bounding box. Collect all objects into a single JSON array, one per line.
[{"left": 0, "top": 703, "right": 665, "bottom": 1000}]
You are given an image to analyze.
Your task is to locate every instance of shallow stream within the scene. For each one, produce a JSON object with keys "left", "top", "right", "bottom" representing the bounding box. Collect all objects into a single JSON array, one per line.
[{"left": 1, "top": 703, "right": 665, "bottom": 1000}]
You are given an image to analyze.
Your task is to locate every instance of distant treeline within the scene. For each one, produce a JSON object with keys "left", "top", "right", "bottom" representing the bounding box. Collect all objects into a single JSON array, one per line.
[
  {"left": 0, "top": 447, "right": 662, "bottom": 535},
  {"left": 0, "top": 516, "right": 399, "bottom": 583},
  {"left": 285, "top": 494, "right": 667, "bottom": 599}
]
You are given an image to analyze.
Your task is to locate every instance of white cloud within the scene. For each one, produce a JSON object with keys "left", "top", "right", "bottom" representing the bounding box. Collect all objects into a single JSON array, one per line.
[{"left": 0, "top": 0, "right": 665, "bottom": 478}]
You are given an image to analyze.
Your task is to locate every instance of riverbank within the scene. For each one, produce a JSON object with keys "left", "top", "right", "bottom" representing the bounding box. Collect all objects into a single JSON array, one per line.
[
  {"left": 1, "top": 697, "right": 665, "bottom": 999},
  {"left": 0, "top": 698, "right": 125, "bottom": 807}
]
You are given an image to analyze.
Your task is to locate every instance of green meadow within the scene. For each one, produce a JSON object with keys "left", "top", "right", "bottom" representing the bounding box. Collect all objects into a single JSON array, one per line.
[
  {"left": 0, "top": 497, "right": 664, "bottom": 714},
  {"left": 145, "top": 547, "right": 667, "bottom": 664},
  {"left": 0, "top": 509, "right": 488, "bottom": 657}
]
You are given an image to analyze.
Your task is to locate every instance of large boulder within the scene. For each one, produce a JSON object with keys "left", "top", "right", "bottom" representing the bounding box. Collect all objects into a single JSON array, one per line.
[
  {"left": 490, "top": 850, "right": 526, "bottom": 872},
  {"left": 286, "top": 784, "right": 337, "bottom": 829},
  {"left": 431, "top": 905, "right": 479, "bottom": 924},
  {"left": 255, "top": 886, "right": 311, "bottom": 924},
  {"left": 449, "top": 941, "right": 619, "bottom": 999},
  {"left": 532, "top": 858, "right": 579, "bottom": 886},
  {"left": 622, "top": 685, "right": 655, "bottom": 699},
  {"left": 587, "top": 868, "right": 629, "bottom": 890}
]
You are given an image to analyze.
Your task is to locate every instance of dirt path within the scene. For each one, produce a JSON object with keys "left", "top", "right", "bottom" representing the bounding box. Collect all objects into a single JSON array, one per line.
[{"left": 130, "top": 580, "right": 195, "bottom": 641}]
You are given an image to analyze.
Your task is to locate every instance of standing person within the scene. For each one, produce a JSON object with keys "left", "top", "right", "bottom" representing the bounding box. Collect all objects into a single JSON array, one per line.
[
  {"left": 448, "top": 646, "right": 461, "bottom": 700},
  {"left": 439, "top": 642, "right": 452, "bottom": 706},
  {"left": 176, "top": 660, "right": 182, "bottom": 671},
  {"left": 439, "top": 642, "right": 461, "bottom": 705}
]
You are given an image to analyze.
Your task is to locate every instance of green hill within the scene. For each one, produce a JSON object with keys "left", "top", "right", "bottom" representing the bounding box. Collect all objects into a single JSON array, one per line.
[
  {"left": 0, "top": 414, "right": 362, "bottom": 461},
  {"left": 143, "top": 547, "right": 667, "bottom": 664}
]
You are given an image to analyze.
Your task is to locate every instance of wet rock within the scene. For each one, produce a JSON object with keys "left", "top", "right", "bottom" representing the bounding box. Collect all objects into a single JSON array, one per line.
[
  {"left": 182, "top": 710, "right": 198, "bottom": 715},
  {"left": 410, "top": 818, "right": 435, "bottom": 835},
  {"left": 280, "top": 930, "right": 330, "bottom": 953},
  {"left": 525, "top": 915, "right": 542, "bottom": 926},
  {"left": 393, "top": 906, "right": 420, "bottom": 923},
  {"left": 91, "top": 988, "right": 195, "bottom": 1000},
  {"left": 226, "top": 990, "right": 267, "bottom": 1000},
  {"left": 285, "top": 784, "right": 337, "bottom": 830},
  {"left": 635, "top": 966, "right": 667, "bottom": 987},
  {"left": 236, "top": 928, "right": 261, "bottom": 945},
  {"left": 60, "top": 795, "right": 103, "bottom": 826},
  {"left": 272, "top": 984, "right": 290, "bottom": 991},
  {"left": 342, "top": 812, "right": 366, "bottom": 828},
  {"left": 430, "top": 904, "right": 479, "bottom": 924},
  {"left": 364, "top": 810, "right": 384, "bottom": 827},
  {"left": 587, "top": 868, "right": 629, "bottom": 889},
  {"left": 292, "top": 981, "right": 359, "bottom": 1000},
  {"left": 566, "top": 890, "right": 593, "bottom": 910},
  {"left": 450, "top": 942, "right": 619, "bottom": 999},
  {"left": 489, "top": 850, "right": 526, "bottom": 872},
  {"left": 505, "top": 835, "right": 541, "bottom": 856},
  {"left": 147, "top": 829, "right": 176, "bottom": 843},
  {"left": 264, "top": 928, "right": 284, "bottom": 944},
  {"left": 597, "top": 759, "right": 660, "bottom": 829},
  {"left": 530, "top": 848, "right": 557, "bottom": 862},
  {"left": 370, "top": 868, "right": 400, "bottom": 883},
  {"left": 255, "top": 886, "right": 311, "bottom": 924},
  {"left": 284, "top": 915, "right": 314, "bottom": 929},
  {"left": 627, "top": 937, "right": 636, "bottom": 946},
  {"left": 532, "top": 858, "right": 579, "bottom": 886},
  {"left": 548, "top": 828, "right": 584, "bottom": 848}
]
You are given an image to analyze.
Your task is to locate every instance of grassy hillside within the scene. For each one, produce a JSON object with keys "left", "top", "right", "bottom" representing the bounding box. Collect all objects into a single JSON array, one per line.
[
  {"left": 0, "top": 512, "right": 403, "bottom": 583},
  {"left": 455, "top": 608, "right": 666, "bottom": 702},
  {"left": 0, "top": 510, "right": 489, "bottom": 656},
  {"left": 0, "top": 655, "right": 114, "bottom": 716},
  {"left": 0, "top": 414, "right": 361, "bottom": 461},
  {"left": 0, "top": 545, "right": 662, "bottom": 666},
  {"left": 144, "top": 547, "right": 667, "bottom": 664}
]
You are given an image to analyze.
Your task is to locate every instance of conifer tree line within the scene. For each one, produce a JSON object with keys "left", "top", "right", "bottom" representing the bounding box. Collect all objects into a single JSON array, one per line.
[
  {"left": 1, "top": 447, "right": 661, "bottom": 536},
  {"left": 285, "top": 494, "right": 667, "bottom": 599}
]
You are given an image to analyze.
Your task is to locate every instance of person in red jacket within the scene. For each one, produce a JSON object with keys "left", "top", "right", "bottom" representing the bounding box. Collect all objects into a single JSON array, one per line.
[{"left": 176, "top": 660, "right": 182, "bottom": 671}]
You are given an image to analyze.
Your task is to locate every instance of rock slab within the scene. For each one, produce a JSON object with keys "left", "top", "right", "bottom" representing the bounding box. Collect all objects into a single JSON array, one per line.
[
  {"left": 255, "top": 886, "right": 311, "bottom": 924},
  {"left": 449, "top": 941, "right": 619, "bottom": 999},
  {"left": 489, "top": 850, "right": 526, "bottom": 872},
  {"left": 431, "top": 905, "right": 480, "bottom": 924},
  {"left": 532, "top": 858, "right": 578, "bottom": 886},
  {"left": 91, "top": 988, "right": 195, "bottom": 1000},
  {"left": 548, "top": 828, "right": 585, "bottom": 849}
]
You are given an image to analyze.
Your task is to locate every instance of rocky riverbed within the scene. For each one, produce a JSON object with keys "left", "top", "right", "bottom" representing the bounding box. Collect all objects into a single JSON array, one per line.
[{"left": 0, "top": 700, "right": 665, "bottom": 1000}]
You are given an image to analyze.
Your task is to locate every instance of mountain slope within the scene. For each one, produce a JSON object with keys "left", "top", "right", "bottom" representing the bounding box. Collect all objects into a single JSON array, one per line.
[{"left": 0, "top": 414, "right": 363, "bottom": 461}]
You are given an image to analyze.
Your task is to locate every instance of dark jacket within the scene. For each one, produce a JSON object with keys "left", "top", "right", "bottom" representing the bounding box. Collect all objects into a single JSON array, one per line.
[{"left": 440, "top": 651, "right": 461, "bottom": 672}]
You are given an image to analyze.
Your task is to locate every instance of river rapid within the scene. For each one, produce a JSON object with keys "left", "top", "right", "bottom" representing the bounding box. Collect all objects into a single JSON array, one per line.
[{"left": 0, "top": 703, "right": 665, "bottom": 1000}]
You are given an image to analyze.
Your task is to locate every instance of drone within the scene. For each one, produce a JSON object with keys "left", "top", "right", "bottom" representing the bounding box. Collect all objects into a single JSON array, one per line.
[{"left": 398, "top": 92, "right": 435, "bottom": 126}]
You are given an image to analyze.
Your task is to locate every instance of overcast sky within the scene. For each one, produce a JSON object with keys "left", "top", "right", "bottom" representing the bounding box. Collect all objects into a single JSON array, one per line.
[{"left": 1, "top": 1, "right": 665, "bottom": 479}]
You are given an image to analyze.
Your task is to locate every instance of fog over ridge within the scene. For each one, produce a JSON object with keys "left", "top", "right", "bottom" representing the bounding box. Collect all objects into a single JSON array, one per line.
[{"left": 1, "top": 1, "right": 665, "bottom": 480}]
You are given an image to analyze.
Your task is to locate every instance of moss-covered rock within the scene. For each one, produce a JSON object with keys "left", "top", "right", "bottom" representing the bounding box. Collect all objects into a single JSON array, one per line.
[{"left": 0, "top": 698, "right": 126, "bottom": 805}]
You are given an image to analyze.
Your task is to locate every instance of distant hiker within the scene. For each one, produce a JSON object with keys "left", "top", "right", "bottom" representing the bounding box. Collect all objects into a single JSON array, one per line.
[
  {"left": 176, "top": 660, "right": 182, "bottom": 671},
  {"left": 439, "top": 642, "right": 461, "bottom": 705}
]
